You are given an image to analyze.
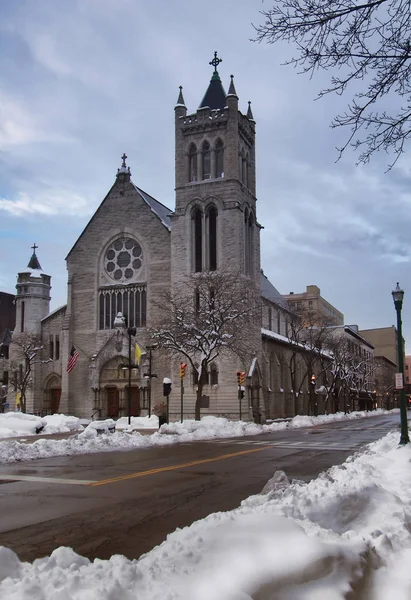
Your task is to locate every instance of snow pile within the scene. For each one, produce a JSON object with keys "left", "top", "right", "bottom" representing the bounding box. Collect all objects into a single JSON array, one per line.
[
  {"left": 0, "top": 413, "right": 46, "bottom": 438},
  {"left": 116, "top": 415, "right": 159, "bottom": 431},
  {"left": 1, "top": 431, "right": 411, "bottom": 598},
  {"left": 0, "top": 412, "right": 82, "bottom": 438},
  {"left": 162, "top": 409, "right": 394, "bottom": 438},
  {"left": 0, "top": 409, "right": 396, "bottom": 464},
  {"left": 42, "top": 414, "right": 83, "bottom": 434}
]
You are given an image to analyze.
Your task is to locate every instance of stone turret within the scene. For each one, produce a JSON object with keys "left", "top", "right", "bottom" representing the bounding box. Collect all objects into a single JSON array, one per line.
[{"left": 15, "top": 244, "right": 51, "bottom": 335}]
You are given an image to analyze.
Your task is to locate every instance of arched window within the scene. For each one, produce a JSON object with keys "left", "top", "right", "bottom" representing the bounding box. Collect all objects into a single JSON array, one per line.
[
  {"left": 248, "top": 212, "right": 254, "bottom": 276},
  {"left": 215, "top": 139, "right": 224, "bottom": 178},
  {"left": 207, "top": 205, "right": 217, "bottom": 271},
  {"left": 244, "top": 208, "right": 249, "bottom": 275},
  {"left": 188, "top": 143, "right": 197, "bottom": 182},
  {"left": 210, "top": 364, "right": 219, "bottom": 385},
  {"left": 242, "top": 153, "right": 248, "bottom": 186},
  {"left": 193, "top": 208, "right": 203, "bottom": 272},
  {"left": 202, "top": 141, "right": 211, "bottom": 179}
]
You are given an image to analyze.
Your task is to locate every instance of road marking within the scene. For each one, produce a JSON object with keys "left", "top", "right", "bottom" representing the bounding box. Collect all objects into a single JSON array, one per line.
[
  {"left": 203, "top": 439, "right": 357, "bottom": 451},
  {"left": 0, "top": 474, "right": 96, "bottom": 485},
  {"left": 91, "top": 446, "right": 272, "bottom": 487}
]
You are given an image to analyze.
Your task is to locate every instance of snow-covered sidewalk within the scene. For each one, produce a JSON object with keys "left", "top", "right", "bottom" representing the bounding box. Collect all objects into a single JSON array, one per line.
[
  {"left": 0, "top": 409, "right": 398, "bottom": 465},
  {"left": 0, "top": 428, "right": 410, "bottom": 599}
]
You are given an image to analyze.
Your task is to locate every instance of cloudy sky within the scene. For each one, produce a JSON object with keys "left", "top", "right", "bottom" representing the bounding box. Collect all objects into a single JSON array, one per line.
[{"left": 1, "top": 0, "right": 411, "bottom": 346}]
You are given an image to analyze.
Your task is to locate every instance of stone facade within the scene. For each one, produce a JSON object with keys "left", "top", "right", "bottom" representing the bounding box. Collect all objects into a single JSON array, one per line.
[{"left": 6, "top": 59, "right": 316, "bottom": 421}]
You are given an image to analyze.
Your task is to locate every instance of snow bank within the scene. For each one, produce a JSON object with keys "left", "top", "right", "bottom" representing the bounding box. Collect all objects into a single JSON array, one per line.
[
  {"left": 116, "top": 415, "right": 159, "bottom": 430},
  {"left": 0, "top": 409, "right": 396, "bottom": 464},
  {"left": 0, "top": 412, "right": 46, "bottom": 438},
  {"left": 0, "top": 430, "right": 410, "bottom": 598},
  {"left": 0, "top": 412, "right": 82, "bottom": 438}
]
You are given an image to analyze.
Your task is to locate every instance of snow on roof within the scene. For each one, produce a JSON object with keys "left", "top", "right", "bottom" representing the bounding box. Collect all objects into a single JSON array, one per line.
[
  {"left": 131, "top": 184, "right": 172, "bottom": 231},
  {"left": 248, "top": 357, "right": 257, "bottom": 378},
  {"left": 261, "top": 328, "right": 294, "bottom": 345}
]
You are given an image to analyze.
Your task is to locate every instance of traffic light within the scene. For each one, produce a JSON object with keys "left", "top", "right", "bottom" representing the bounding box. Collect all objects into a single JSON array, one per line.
[
  {"left": 180, "top": 362, "right": 187, "bottom": 379},
  {"left": 310, "top": 375, "right": 316, "bottom": 386},
  {"left": 237, "top": 371, "right": 246, "bottom": 385}
]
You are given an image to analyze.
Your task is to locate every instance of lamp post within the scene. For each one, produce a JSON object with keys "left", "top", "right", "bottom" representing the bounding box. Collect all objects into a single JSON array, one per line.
[
  {"left": 392, "top": 282, "right": 410, "bottom": 445},
  {"left": 114, "top": 312, "right": 137, "bottom": 426},
  {"left": 143, "top": 344, "right": 157, "bottom": 417}
]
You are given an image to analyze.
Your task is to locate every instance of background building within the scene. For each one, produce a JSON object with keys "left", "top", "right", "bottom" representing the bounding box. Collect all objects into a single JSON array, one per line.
[{"left": 284, "top": 285, "right": 344, "bottom": 326}]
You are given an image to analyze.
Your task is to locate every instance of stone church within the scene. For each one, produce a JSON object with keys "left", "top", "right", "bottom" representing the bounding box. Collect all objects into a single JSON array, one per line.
[{"left": 7, "top": 55, "right": 308, "bottom": 422}]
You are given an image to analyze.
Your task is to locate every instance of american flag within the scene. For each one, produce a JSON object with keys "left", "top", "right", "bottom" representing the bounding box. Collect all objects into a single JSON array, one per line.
[{"left": 66, "top": 345, "right": 79, "bottom": 373}]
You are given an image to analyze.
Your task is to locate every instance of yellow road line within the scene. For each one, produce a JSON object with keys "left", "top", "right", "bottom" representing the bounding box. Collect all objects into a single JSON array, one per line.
[{"left": 90, "top": 445, "right": 271, "bottom": 487}]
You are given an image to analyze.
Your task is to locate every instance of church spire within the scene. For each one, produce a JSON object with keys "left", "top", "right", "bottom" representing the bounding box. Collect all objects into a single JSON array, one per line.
[
  {"left": 176, "top": 86, "right": 186, "bottom": 107},
  {"left": 199, "top": 51, "right": 226, "bottom": 110},
  {"left": 247, "top": 101, "right": 255, "bottom": 122},
  {"left": 227, "top": 74, "right": 238, "bottom": 98},
  {"left": 27, "top": 243, "right": 42, "bottom": 270}
]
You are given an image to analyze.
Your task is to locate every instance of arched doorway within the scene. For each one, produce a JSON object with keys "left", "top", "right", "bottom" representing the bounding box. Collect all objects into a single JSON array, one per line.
[
  {"left": 43, "top": 375, "right": 62, "bottom": 415},
  {"left": 100, "top": 357, "right": 141, "bottom": 418}
]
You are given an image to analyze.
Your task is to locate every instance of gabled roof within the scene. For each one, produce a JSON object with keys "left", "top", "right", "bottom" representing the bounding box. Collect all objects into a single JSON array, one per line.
[
  {"left": 260, "top": 271, "right": 289, "bottom": 310},
  {"left": 66, "top": 180, "right": 172, "bottom": 260},
  {"left": 41, "top": 305, "right": 67, "bottom": 323},
  {"left": 131, "top": 184, "right": 172, "bottom": 231}
]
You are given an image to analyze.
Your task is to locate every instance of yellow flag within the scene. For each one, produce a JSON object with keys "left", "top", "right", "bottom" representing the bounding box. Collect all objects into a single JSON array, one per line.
[{"left": 135, "top": 342, "right": 143, "bottom": 366}]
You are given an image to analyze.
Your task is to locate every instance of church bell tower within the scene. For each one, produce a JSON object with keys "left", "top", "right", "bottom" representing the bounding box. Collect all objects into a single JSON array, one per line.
[{"left": 171, "top": 52, "right": 261, "bottom": 288}]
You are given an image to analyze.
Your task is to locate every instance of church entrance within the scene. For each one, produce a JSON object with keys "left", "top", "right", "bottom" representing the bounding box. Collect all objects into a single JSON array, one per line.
[
  {"left": 43, "top": 375, "right": 62, "bottom": 415},
  {"left": 106, "top": 387, "right": 120, "bottom": 418},
  {"left": 125, "top": 386, "right": 141, "bottom": 416},
  {"left": 50, "top": 388, "right": 61, "bottom": 413}
]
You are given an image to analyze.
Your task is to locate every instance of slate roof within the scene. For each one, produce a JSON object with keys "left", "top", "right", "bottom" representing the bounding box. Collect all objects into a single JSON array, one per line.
[
  {"left": 260, "top": 271, "right": 289, "bottom": 310},
  {"left": 199, "top": 72, "right": 227, "bottom": 110},
  {"left": 0, "top": 329, "right": 12, "bottom": 347},
  {"left": 132, "top": 184, "right": 172, "bottom": 231}
]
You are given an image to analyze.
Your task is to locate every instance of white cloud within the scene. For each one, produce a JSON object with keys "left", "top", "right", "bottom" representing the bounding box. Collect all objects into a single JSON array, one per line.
[{"left": 0, "top": 188, "right": 92, "bottom": 217}]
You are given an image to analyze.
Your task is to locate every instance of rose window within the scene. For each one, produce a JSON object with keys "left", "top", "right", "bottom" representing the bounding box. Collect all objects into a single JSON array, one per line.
[{"left": 104, "top": 238, "right": 143, "bottom": 281}]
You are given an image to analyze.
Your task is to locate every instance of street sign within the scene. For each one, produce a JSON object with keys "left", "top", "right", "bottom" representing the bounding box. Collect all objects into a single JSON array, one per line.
[
  {"left": 4, "top": 403, "right": 9, "bottom": 408},
  {"left": 395, "top": 373, "right": 404, "bottom": 389}
]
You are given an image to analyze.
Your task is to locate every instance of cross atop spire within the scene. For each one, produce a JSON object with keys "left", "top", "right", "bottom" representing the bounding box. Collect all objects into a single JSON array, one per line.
[
  {"left": 117, "top": 153, "right": 131, "bottom": 179},
  {"left": 209, "top": 51, "right": 222, "bottom": 73},
  {"left": 27, "top": 243, "right": 42, "bottom": 270}
]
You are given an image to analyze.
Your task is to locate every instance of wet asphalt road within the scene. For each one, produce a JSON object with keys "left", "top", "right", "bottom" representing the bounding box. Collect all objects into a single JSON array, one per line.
[{"left": 0, "top": 413, "right": 403, "bottom": 562}]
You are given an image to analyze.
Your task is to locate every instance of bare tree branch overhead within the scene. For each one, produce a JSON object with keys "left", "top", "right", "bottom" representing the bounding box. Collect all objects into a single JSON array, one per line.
[{"left": 253, "top": 0, "right": 411, "bottom": 168}]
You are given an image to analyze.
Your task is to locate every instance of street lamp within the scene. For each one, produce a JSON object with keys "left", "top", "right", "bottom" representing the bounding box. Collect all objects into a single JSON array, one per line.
[
  {"left": 143, "top": 344, "right": 157, "bottom": 417},
  {"left": 114, "top": 312, "right": 137, "bottom": 426},
  {"left": 392, "top": 282, "right": 410, "bottom": 445}
]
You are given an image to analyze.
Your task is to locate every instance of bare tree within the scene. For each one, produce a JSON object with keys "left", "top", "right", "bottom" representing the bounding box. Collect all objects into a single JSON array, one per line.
[
  {"left": 151, "top": 271, "right": 260, "bottom": 420},
  {"left": 254, "top": 0, "right": 411, "bottom": 168},
  {"left": 323, "top": 333, "right": 377, "bottom": 411},
  {"left": 286, "top": 304, "right": 333, "bottom": 415},
  {"left": 9, "top": 333, "right": 51, "bottom": 413}
]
